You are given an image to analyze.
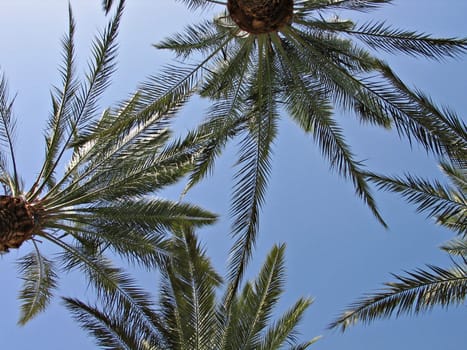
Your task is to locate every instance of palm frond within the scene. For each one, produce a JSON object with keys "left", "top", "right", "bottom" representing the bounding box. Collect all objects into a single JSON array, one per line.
[
  {"left": 45, "top": 233, "right": 165, "bottom": 339},
  {"left": 346, "top": 21, "right": 467, "bottom": 60},
  {"left": 273, "top": 30, "right": 386, "bottom": 226},
  {"left": 226, "top": 37, "right": 278, "bottom": 303},
  {"left": 32, "top": 5, "right": 78, "bottom": 195},
  {"left": 65, "top": 297, "right": 164, "bottom": 350},
  {"left": 329, "top": 263, "right": 467, "bottom": 331},
  {"left": 175, "top": 0, "right": 221, "bottom": 11},
  {"left": 156, "top": 19, "right": 230, "bottom": 59},
  {"left": 160, "top": 227, "right": 222, "bottom": 349},
  {"left": 298, "top": 0, "right": 392, "bottom": 13},
  {"left": 228, "top": 244, "right": 287, "bottom": 349},
  {"left": 376, "top": 65, "right": 467, "bottom": 160},
  {"left": 65, "top": 228, "right": 318, "bottom": 349},
  {"left": 365, "top": 171, "right": 466, "bottom": 234},
  {"left": 17, "top": 243, "right": 58, "bottom": 325},
  {"left": 403, "top": 91, "right": 467, "bottom": 163},
  {"left": 441, "top": 237, "right": 467, "bottom": 258},
  {"left": 101, "top": 0, "right": 115, "bottom": 14},
  {"left": 0, "top": 73, "right": 19, "bottom": 194},
  {"left": 289, "top": 337, "right": 322, "bottom": 350},
  {"left": 83, "top": 199, "right": 217, "bottom": 231},
  {"left": 259, "top": 297, "right": 313, "bottom": 350},
  {"left": 33, "top": 0, "right": 125, "bottom": 198},
  {"left": 182, "top": 35, "right": 254, "bottom": 193}
]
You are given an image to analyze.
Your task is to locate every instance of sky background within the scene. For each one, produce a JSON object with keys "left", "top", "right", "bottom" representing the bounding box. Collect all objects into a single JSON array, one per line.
[{"left": 0, "top": 0, "right": 466, "bottom": 349}]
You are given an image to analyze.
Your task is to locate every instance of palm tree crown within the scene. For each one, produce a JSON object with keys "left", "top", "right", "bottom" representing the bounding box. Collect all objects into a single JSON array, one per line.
[
  {"left": 65, "top": 227, "right": 319, "bottom": 350},
  {"left": 0, "top": 1, "right": 215, "bottom": 324},
  {"left": 143, "top": 0, "right": 467, "bottom": 302}
]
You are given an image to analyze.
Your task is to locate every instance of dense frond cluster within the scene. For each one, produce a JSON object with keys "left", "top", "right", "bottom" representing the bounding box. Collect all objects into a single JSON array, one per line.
[
  {"left": 65, "top": 228, "right": 319, "bottom": 349},
  {"left": 0, "top": 1, "right": 216, "bottom": 324},
  {"left": 153, "top": 0, "right": 467, "bottom": 301}
]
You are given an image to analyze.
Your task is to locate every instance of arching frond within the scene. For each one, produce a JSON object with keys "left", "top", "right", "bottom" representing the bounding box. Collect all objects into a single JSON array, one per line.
[
  {"left": 66, "top": 231, "right": 317, "bottom": 349},
  {"left": 272, "top": 30, "right": 386, "bottom": 226},
  {"left": 342, "top": 21, "right": 467, "bottom": 59},
  {"left": 176, "top": 0, "right": 222, "bottom": 11},
  {"left": 229, "top": 244, "right": 287, "bottom": 349},
  {"left": 329, "top": 263, "right": 467, "bottom": 331},
  {"left": 156, "top": 19, "right": 230, "bottom": 58},
  {"left": 227, "top": 37, "right": 278, "bottom": 302},
  {"left": 17, "top": 243, "right": 58, "bottom": 324},
  {"left": 159, "top": 227, "right": 222, "bottom": 349},
  {"left": 298, "top": 0, "right": 392, "bottom": 14},
  {"left": 365, "top": 170, "right": 466, "bottom": 235},
  {"left": 49, "top": 234, "right": 165, "bottom": 339},
  {"left": 0, "top": 73, "right": 19, "bottom": 194},
  {"left": 65, "top": 297, "right": 144, "bottom": 350},
  {"left": 33, "top": 5, "right": 78, "bottom": 194},
  {"left": 441, "top": 237, "right": 467, "bottom": 258},
  {"left": 259, "top": 297, "right": 316, "bottom": 350},
  {"left": 31, "top": 0, "right": 125, "bottom": 199}
]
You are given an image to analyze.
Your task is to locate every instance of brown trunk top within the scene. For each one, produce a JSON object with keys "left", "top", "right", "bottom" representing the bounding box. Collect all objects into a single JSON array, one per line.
[
  {"left": 0, "top": 196, "right": 37, "bottom": 252},
  {"left": 227, "top": 0, "right": 294, "bottom": 34}
]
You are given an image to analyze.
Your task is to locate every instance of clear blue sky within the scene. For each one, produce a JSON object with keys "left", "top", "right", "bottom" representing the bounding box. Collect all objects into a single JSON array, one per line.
[{"left": 0, "top": 1, "right": 465, "bottom": 349}]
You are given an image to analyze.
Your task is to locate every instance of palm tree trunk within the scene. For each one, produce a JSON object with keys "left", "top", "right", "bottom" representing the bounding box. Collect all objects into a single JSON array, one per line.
[
  {"left": 0, "top": 196, "right": 35, "bottom": 252},
  {"left": 227, "top": 0, "right": 293, "bottom": 34}
]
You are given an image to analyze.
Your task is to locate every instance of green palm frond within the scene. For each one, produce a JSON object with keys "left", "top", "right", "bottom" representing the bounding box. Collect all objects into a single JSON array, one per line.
[
  {"left": 31, "top": 0, "right": 124, "bottom": 199},
  {"left": 299, "top": 0, "right": 392, "bottom": 13},
  {"left": 228, "top": 244, "right": 287, "bottom": 349},
  {"left": 331, "top": 157, "right": 466, "bottom": 331},
  {"left": 51, "top": 234, "right": 166, "bottom": 339},
  {"left": 259, "top": 298, "right": 317, "bottom": 350},
  {"left": 176, "top": 0, "right": 223, "bottom": 11},
  {"left": 150, "top": 0, "right": 467, "bottom": 308},
  {"left": 17, "top": 243, "right": 58, "bottom": 325},
  {"left": 341, "top": 21, "right": 467, "bottom": 59},
  {"left": 365, "top": 169, "right": 466, "bottom": 235},
  {"left": 441, "top": 237, "right": 467, "bottom": 259},
  {"left": 65, "top": 230, "right": 317, "bottom": 349},
  {"left": 274, "top": 29, "right": 385, "bottom": 225},
  {"left": 37, "top": 5, "right": 78, "bottom": 192},
  {"left": 65, "top": 297, "right": 146, "bottom": 350},
  {"left": 329, "top": 263, "right": 467, "bottom": 331},
  {"left": 0, "top": 74, "right": 19, "bottom": 194},
  {"left": 160, "top": 227, "right": 222, "bottom": 349},
  {"left": 156, "top": 19, "right": 230, "bottom": 59},
  {"left": 227, "top": 37, "right": 278, "bottom": 301},
  {"left": 1, "top": 0, "right": 220, "bottom": 325}
]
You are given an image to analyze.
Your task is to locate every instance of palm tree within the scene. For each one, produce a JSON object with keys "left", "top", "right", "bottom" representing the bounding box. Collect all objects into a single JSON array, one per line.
[
  {"left": 64, "top": 226, "right": 320, "bottom": 350},
  {"left": 121, "top": 0, "right": 467, "bottom": 303},
  {"left": 0, "top": 1, "right": 216, "bottom": 324},
  {"left": 329, "top": 132, "right": 466, "bottom": 331}
]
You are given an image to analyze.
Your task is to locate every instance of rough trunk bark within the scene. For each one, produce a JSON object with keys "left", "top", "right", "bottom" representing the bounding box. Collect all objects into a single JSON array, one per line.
[
  {"left": 227, "top": 0, "right": 294, "bottom": 34},
  {"left": 0, "top": 196, "right": 36, "bottom": 252}
]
